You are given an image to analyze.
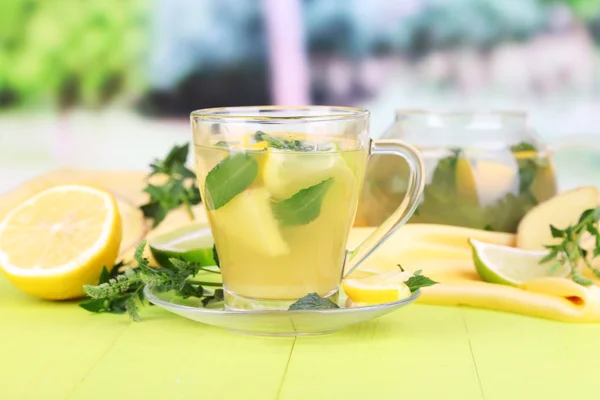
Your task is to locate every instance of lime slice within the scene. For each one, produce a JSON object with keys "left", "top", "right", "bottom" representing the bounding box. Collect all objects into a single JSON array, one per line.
[
  {"left": 149, "top": 223, "right": 216, "bottom": 268},
  {"left": 469, "top": 238, "right": 570, "bottom": 286}
]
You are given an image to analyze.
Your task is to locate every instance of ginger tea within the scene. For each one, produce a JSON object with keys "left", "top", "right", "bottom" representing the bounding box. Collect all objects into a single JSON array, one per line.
[
  {"left": 195, "top": 132, "right": 367, "bottom": 308},
  {"left": 355, "top": 142, "right": 557, "bottom": 232}
]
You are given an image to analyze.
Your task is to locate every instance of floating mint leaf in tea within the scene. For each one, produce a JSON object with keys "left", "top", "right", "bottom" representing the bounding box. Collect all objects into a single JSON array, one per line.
[
  {"left": 272, "top": 178, "right": 333, "bottom": 226},
  {"left": 254, "top": 131, "right": 312, "bottom": 151},
  {"left": 288, "top": 293, "right": 340, "bottom": 310},
  {"left": 254, "top": 131, "right": 287, "bottom": 149},
  {"left": 204, "top": 154, "right": 258, "bottom": 210}
]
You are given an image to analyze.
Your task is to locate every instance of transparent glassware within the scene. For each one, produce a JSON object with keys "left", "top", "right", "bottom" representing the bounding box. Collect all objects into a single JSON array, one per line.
[
  {"left": 191, "top": 106, "right": 425, "bottom": 311},
  {"left": 356, "top": 110, "right": 598, "bottom": 233}
]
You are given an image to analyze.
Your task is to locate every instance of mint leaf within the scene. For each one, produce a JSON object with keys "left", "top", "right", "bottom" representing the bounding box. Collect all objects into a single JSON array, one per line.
[
  {"left": 79, "top": 295, "right": 130, "bottom": 314},
  {"left": 205, "top": 154, "right": 258, "bottom": 210},
  {"left": 202, "top": 289, "right": 224, "bottom": 307},
  {"left": 98, "top": 266, "right": 111, "bottom": 284},
  {"left": 254, "top": 131, "right": 311, "bottom": 151},
  {"left": 288, "top": 293, "right": 340, "bottom": 310},
  {"left": 550, "top": 225, "right": 565, "bottom": 238},
  {"left": 254, "top": 131, "right": 287, "bottom": 149},
  {"left": 272, "top": 178, "right": 333, "bottom": 226},
  {"left": 149, "top": 143, "right": 190, "bottom": 176},
  {"left": 404, "top": 270, "right": 438, "bottom": 292},
  {"left": 212, "top": 244, "right": 220, "bottom": 268}
]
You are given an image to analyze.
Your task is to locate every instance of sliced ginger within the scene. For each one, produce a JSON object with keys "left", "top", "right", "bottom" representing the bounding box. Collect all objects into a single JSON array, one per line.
[{"left": 517, "top": 186, "right": 600, "bottom": 250}]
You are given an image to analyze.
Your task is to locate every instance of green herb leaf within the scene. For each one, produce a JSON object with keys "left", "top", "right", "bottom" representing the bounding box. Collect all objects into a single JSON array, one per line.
[
  {"left": 539, "top": 251, "right": 557, "bottom": 264},
  {"left": 272, "top": 178, "right": 333, "bottom": 226},
  {"left": 125, "top": 297, "right": 141, "bottom": 322},
  {"left": 254, "top": 131, "right": 287, "bottom": 149},
  {"left": 579, "top": 209, "right": 596, "bottom": 224},
  {"left": 511, "top": 142, "right": 539, "bottom": 194},
  {"left": 204, "top": 154, "right": 258, "bottom": 210},
  {"left": 549, "top": 225, "right": 565, "bottom": 238},
  {"left": 288, "top": 293, "right": 340, "bottom": 310},
  {"left": 212, "top": 244, "right": 220, "bottom": 268},
  {"left": 404, "top": 271, "right": 438, "bottom": 293},
  {"left": 202, "top": 289, "right": 224, "bottom": 307},
  {"left": 98, "top": 266, "right": 111, "bottom": 284},
  {"left": 538, "top": 205, "right": 600, "bottom": 287},
  {"left": 571, "top": 268, "right": 593, "bottom": 286},
  {"left": 254, "top": 131, "right": 311, "bottom": 151},
  {"left": 141, "top": 143, "right": 202, "bottom": 227},
  {"left": 149, "top": 143, "right": 190, "bottom": 176},
  {"left": 80, "top": 241, "right": 223, "bottom": 321}
]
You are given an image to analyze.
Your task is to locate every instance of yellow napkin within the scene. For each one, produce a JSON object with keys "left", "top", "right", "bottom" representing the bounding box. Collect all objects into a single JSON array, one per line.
[{"left": 347, "top": 226, "right": 600, "bottom": 323}]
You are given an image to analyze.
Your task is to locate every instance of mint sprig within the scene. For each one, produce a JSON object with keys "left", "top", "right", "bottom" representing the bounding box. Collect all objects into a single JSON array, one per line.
[
  {"left": 80, "top": 241, "right": 222, "bottom": 321},
  {"left": 140, "top": 143, "right": 202, "bottom": 227},
  {"left": 539, "top": 206, "right": 600, "bottom": 286}
]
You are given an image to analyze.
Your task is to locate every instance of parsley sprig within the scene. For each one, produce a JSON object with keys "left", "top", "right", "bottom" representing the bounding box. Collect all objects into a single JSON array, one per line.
[
  {"left": 80, "top": 241, "right": 223, "bottom": 321},
  {"left": 540, "top": 207, "right": 600, "bottom": 286},
  {"left": 140, "top": 143, "right": 202, "bottom": 227}
]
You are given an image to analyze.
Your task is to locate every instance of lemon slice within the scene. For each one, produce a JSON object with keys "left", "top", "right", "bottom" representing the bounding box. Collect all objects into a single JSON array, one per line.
[
  {"left": 0, "top": 185, "right": 122, "bottom": 300},
  {"left": 209, "top": 188, "right": 288, "bottom": 257},
  {"left": 263, "top": 150, "right": 350, "bottom": 200},
  {"left": 342, "top": 269, "right": 413, "bottom": 305},
  {"left": 149, "top": 222, "right": 215, "bottom": 268},
  {"left": 469, "top": 238, "right": 569, "bottom": 286}
]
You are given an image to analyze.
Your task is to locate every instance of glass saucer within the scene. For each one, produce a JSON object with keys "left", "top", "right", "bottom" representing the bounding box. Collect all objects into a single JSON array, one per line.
[{"left": 144, "top": 285, "right": 420, "bottom": 336}]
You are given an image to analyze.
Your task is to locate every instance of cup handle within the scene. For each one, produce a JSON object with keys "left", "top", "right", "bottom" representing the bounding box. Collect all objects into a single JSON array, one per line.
[{"left": 342, "top": 139, "right": 426, "bottom": 278}]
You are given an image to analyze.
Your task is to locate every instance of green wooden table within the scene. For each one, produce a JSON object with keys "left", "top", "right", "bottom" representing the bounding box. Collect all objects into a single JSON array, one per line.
[{"left": 2, "top": 273, "right": 600, "bottom": 400}]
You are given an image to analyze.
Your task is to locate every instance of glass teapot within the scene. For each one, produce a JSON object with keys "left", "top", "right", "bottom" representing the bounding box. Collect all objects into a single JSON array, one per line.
[{"left": 355, "top": 110, "right": 598, "bottom": 233}]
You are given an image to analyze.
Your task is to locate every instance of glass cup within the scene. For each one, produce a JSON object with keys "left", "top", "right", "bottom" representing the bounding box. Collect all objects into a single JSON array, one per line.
[{"left": 191, "top": 106, "right": 425, "bottom": 310}]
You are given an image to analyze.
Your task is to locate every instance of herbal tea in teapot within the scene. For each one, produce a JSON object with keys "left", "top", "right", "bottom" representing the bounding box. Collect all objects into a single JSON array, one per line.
[{"left": 355, "top": 141, "right": 557, "bottom": 233}]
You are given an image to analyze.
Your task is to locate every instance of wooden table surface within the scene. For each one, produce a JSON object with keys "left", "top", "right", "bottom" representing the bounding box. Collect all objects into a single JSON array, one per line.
[
  {"left": 2, "top": 271, "right": 600, "bottom": 400},
  {"left": 2, "top": 120, "right": 600, "bottom": 399}
]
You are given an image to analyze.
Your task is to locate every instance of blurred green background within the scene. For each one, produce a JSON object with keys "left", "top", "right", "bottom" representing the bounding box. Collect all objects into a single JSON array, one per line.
[{"left": 1, "top": 0, "right": 599, "bottom": 192}]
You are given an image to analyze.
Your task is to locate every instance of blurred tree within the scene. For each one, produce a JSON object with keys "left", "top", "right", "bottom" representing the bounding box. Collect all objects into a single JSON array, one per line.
[
  {"left": 0, "top": 0, "right": 149, "bottom": 110},
  {"left": 138, "top": 0, "right": 269, "bottom": 117},
  {"left": 542, "top": 0, "right": 600, "bottom": 21}
]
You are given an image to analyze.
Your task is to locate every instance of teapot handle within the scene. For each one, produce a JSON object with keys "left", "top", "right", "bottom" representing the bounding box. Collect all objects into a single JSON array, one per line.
[{"left": 546, "top": 134, "right": 600, "bottom": 153}]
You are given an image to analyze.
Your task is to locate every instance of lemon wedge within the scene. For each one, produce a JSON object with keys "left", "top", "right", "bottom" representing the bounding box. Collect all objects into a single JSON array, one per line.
[
  {"left": 342, "top": 269, "right": 413, "bottom": 305},
  {"left": 0, "top": 185, "right": 122, "bottom": 300}
]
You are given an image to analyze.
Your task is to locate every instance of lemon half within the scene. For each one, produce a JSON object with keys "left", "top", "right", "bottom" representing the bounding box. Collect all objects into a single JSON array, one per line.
[{"left": 0, "top": 185, "right": 122, "bottom": 300}]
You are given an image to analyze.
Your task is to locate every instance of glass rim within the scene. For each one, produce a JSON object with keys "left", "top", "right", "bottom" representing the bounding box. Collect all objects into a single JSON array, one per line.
[
  {"left": 190, "top": 105, "right": 369, "bottom": 123},
  {"left": 394, "top": 108, "right": 527, "bottom": 118}
]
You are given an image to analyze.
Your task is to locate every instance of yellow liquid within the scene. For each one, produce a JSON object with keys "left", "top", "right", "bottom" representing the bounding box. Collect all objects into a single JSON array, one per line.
[{"left": 195, "top": 138, "right": 367, "bottom": 302}]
